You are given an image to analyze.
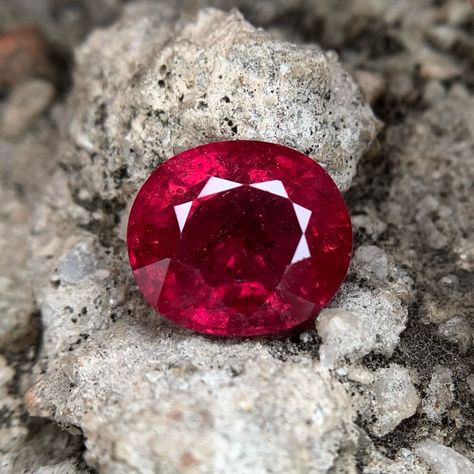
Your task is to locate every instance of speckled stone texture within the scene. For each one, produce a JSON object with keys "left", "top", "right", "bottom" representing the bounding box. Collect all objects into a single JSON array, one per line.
[
  {"left": 66, "top": 4, "right": 378, "bottom": 207},
  {"left": 23, "top": 5, "right": 380, "bottom": 472},
  {"left": 0, "top": 0, "right": 473, "bottom": 473}
]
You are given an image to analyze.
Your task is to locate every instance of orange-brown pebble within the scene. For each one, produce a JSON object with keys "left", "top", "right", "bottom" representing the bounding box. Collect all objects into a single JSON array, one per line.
[{"left": 0, "top": 25, "right": 52, "bottom": 91}]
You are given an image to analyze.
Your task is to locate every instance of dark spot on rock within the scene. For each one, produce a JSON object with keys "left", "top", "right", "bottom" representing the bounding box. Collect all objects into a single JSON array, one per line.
[{"left": 112, "top": 165, "right": 129, "bottom": 182}]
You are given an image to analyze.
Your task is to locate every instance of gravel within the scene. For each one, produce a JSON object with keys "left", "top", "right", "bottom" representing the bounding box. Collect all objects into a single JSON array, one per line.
[{"left": 0, "top": 0, "right": 473, "bottom": 472}]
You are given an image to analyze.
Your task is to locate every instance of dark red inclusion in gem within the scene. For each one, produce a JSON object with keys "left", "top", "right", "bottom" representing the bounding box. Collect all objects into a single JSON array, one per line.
[{"left": 127, "top": 140, "right": 352, "bottom": 336}]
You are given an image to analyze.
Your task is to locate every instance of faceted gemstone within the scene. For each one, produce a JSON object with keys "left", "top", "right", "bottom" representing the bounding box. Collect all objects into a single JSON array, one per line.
[{"left": 127, "top": 140, "right": 352, "bottom": 336}]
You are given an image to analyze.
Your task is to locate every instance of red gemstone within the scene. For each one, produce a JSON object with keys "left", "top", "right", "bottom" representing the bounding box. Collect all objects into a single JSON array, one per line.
[{"left": 127, "top": 140, "right": 352, "bottom": 336}]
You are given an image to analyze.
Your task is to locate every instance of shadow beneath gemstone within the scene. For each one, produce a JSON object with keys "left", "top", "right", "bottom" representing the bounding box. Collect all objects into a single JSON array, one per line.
[
  {"left": 140, "top": 314, "right": 322, "bottom": 362},
  {"left": 254, "top": 320, "right": 322, "bottom": 361}
]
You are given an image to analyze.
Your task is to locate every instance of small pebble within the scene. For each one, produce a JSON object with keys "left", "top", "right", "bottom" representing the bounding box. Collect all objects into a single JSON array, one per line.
[
  {"left": 58, "top": 242, "right": 96, "bottom": 285},
  {"left": 418, "top": 58, "right": 461, "bottom": 81},
  {"left": 438, "top": 316, "right": 472, "bottom": 353},
  {"left": 426, "top": 25, "right": 459, "bottom": 52},
  {"left": 422, "top": 365, "right": 455, "bottom": 422},
  {"left": 416, "top": 440, "right": 474, "bottom": 474},
  {"left": 353, "top": 245, "right": 389, "bottom": 283},
  {"left": 439, "top": 274, "right": 459, "bottom": 286},
  {"left": 370, "top": 364, "right": 420, "bottom": 437},
  {"left": 447, "top": 3, "right": 473, "bottom": 26},
  {"left": 1, "top": 79, "right": 55, "bottom": 137},
  {"left": 0, "top": 25, "right": 52, "bottom": 91},
  {"left": 353, "top": 70, "right": 385, "bottom": 104},
  {"left": 423, "top": 80, "right": 446, "bottom": 105}
]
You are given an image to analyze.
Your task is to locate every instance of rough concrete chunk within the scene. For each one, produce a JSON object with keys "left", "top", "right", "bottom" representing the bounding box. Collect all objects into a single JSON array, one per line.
[
  {"left": 20, "top": 8, "right": 381, "bottom": 471},
  {"left": 317, "top": 284, "right": 407, "bottom": 367},
  {"left": 2, "top": 0, "right": 471, "bottom": 472},
  {"left": 422, "top": 365, "right": 455, "bottom": 422},
  {"left": 0, "top": 79, "right": 55, "bottom": 138},
  {"left": 68, "top": 4, "right": 379, "bottom": 213},
  {"left": 416, "top": 440, "right": 474, "bottom": 474},
  {"left": 57, "top": 241, "right": 96, "bottom": 285},
  {"left": 27, "top": 322, "right": 356, "bottom": 474},
  {"left": 369, "top": 364, "right": 420, "bottom": 437}
]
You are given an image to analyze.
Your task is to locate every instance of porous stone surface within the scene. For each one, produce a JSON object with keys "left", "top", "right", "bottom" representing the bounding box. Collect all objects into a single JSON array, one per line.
[
  {"left": 363, "top": 447, "right": 429, "bottom": 474},
  {"left": 316, "top": 284, "right": 407, "bottom": 368},
  {"left": 28, "top": 325, "right": 357, "bottom": 473},
  {"left": 422, "top": 365, "right": 455, "bottom": 423},
  {"left": 0, "top": 188, "right": 37, "bottom": 353},
  {"left": 0, "top": 0, "right": 473, "bottom": 472},
  {"left": 67, "top": 4, "right": 378, "bottom": 205},
  {"left": 416, "top": 440, "right": 474, "bottom": 474},
  {"left": 368, "top": 364, "right": 420, "bottom": 437},
  {"left": 0, "top": 354, "right": 88, "bottom": 474},
  {"left": 22, "top": 5, "right": 378, "bottom": 472},
  {"left": 0, "top": 79, "right": 55, "bottom": 137}
]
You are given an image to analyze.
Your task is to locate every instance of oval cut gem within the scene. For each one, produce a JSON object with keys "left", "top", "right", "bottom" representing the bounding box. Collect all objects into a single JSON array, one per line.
[{"left": 127, "top": 140, "right": 352, "bottom": 336}]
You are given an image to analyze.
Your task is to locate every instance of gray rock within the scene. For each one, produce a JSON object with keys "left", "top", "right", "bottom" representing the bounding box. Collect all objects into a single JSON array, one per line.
[
  {"left": 352, "top": 245, "right": 389, "bottom": 284},
  {"left": 19, "top": 5, "right": 383, "bottom": 472},
  {"left": 0, "top": 188, "right": 37, "bottom": 353},
  {"left": 364, "top": 448, "right": 429, "bottom": 474},
  {"left": 27, "top": 321, "right": 357, "bottom": 474},
  {"left": 422, "top": 365, "right": 454, "bottom": 423},
  {"left": 426, "top": 25, "right": 460, "bottom": 52},
  {"left": 351, "top": 212, "right": 387, "bottom": 240},
  {"left": 2, "top": 0, "right": 472, "bottom": 472},
  {"left": 424, "top": 296, "right": 456, "bottom": 324},
  {"left": 57, "top": 241, "right": 97, "bottom": 285},
  {"left": 422, "top": 80, "right": 445, "bottom": 106},
  {"left": 0, "top": 79, "right": 55, "bottom": 138},
  {"left": 369, "top": 364, "right": 420, "bottom": 437},
  {"left": 0, "top": 419, "right": 86, "bottom": 474},
  {"left": 0, "top": 355, "right": 86, "bottom": 474},
  {"left": 0, "top": 275, "right": 37, "bottom": 353},
  {"left": 0, "top": 69, "right": 90, "bottom": 474},
  {"left": 416, "top": 440, "right": 474, "bottom": 474},
  {"left": 0, "top": 0, "right": 125, "bottom": 49},
  {"left": 353, "top": 70, "right": 385, "bottom": 105},
  {"left": 438, "top": 316, "right": 472, "bottom": 353},
  {"left": 68, "top": 3, "right": 378, "bottom": 215},
  {"left": 447, "top": 2, "right": 473, "bottom": 26},
  {"left": 317, "top": 284, "right": 407, "bottom": 367},
  {"left": 383, "top": 93, "right": 474, "bottom": 357},
  {"left": 33, "top": 460, "right": 89, "bottom": 474},
  {"left": 455, "top": 239, "right": 474, "bottom": 272},
  {"left": 0, "top": 355, "right": 16, "bottom": 398},
  {"left": 467, "top": 375, "right": 474, "bottom": 394}
]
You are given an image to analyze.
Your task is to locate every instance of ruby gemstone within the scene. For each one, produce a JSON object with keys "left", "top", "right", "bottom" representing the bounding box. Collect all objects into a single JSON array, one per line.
[{"left": 127, "top": 140, "right": 352, "bottom": 336}]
